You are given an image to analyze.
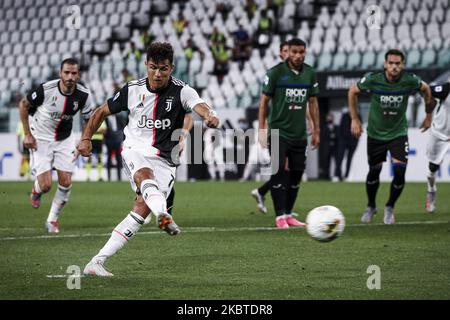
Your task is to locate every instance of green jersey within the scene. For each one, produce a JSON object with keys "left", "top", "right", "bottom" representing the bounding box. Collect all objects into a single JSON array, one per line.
[
  {"left": 357, "top": 71, "right": 422, "bottom": 141},
  {"left": 262, "top": 61, "right": 319, "bottom": 141}
]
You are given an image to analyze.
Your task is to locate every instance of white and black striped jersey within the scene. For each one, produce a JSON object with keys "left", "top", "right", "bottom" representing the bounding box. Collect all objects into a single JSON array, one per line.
[
  {"left": 430, "top": 82, "right": 450, "bottom": 141},
  {"left": 26, "top": 79, "right": 95, "bottom": 141},
  {"left": 107, "top": 77, "right": 203, "bottom": 164}
]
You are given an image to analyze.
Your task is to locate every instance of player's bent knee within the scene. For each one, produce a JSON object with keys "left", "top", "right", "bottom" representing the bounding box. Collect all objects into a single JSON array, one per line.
[
  {"left": 133, "top": 167, "right": 155, "bottom": 186},
  {"left": 392, "top": 163, "right": 406, "bottom": 185},
  {"left": 58, "top": 180, "right": 72, "bottom": 189},
  {"left": 289, "top": 170, "right": 304, "bottom": 186}
]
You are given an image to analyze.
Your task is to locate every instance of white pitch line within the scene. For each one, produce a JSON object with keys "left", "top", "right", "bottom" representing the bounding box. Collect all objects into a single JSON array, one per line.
[
  {"left": 0, "top": 220, "right": 448, "bottom": 242},
  {"left": 46, "top": 275, "right": 85, "bottom": 278}
]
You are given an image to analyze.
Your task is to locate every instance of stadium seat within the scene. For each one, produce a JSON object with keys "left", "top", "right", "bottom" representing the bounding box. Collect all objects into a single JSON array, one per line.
[
  {"left": 346, "top": 51, "right": 361, "bottom": 70},
  {"left": 0, "top": 20, "right": 6, "bottom": 33},
  {"left": 440, "top": 22, "right": 450, "bottom": 48},
  {"left": 1, "top": 43, "right": 12, "bottom": 56},
  {"left": 322, "top": 34, "right": 336, "bottom": 53},
  {"left": 375, "top": 51, "right": 385, "bottom": 68},
  {"left": 420, "top": 48, "right": 436, "bottom": 67},
  {"left": 0, "top": 67, "right": 6, "bottom": 82},
  {"left": 127, "top": 0, "right": 139, "bottom": 13},
  {"left": 0, "top": 32, "right": 9, "bottom": 45},
  {"left": 52, "top": 17, "right": 63, "bottom": 30},
  {"left": 49, "top": 5, "right": 59, "bottom": 17},
  {"left": 436, "top": 48, "right": 450, "bottom": 67},
  {"left": 12, "top": 43, "right": 23, "bottom": 56},
  {"left": 401, "top": 9, "right": 415, "bottom": 25},
  {"left": 94, "top": 2, "right": 104, "bottom": 15},
  {"left": 332, "top": 52, "right": 347, "bottom": 70},
  {"left": 7, "top": 66, "right": 17, "bottom": 79},
  {"left": 386, "top": 10, "right": 401, "bottom": 26},
  {"left": 27, "top": 55, "right": 38, "bottom": 68},
  {"left": 140, "top": 0, "right": 152, "bottom": 12},
  {"left": 317, "top": 53, "right": 332, "bottom": 71},
  {"left": 394, "top": 0, "right": 407, "bottom": 11},
  {"left": 7, "top": 19, "right": 18, "bottom": 33},
  {"left": 37, "top": 7, "right": 48, "bottom": 19},
  {"left": 29, "top": 18, "right": 40, "bottom": 32},
  {"left": 18, "top": 66, "right": 29, "bottom": 79},
  {"left": 18, "top": 19, "right": 29, "bottom": 32},
  {"left": 406, "top": 49, "right": 421, "bottom": 68},
  {"left": 304, "top": 54, "right": 316, "bottom": 67},
  {"left": 297, "top": 21, "right": 311, "bottom": 43},
  {"left": 10, "top": 31, "right": 20, "bottom": 44}
]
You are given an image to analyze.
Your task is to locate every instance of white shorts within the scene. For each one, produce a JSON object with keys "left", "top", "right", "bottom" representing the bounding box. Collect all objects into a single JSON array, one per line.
[
  {"left": 30, "top": 135, "right": 76, "bottom": 176},
  {"left": 426, "top": 133, "right": 449, "bottom": 165},
  {"left": 121, "top": 148, "right": 176, "bottom": 198}
]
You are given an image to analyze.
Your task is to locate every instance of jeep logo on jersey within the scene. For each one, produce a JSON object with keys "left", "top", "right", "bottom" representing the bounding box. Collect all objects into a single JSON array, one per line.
[
  {"left": 137, "top": 115, "right": 171, "bottom": 129},
  {"left": 380, "top": 95, "right": 403, "bottom": 109},
  {"left": 285, "top": 88, "right": 307, "bottom": 103},
  {"left": 50, "top": 112, "right": 73, "bottom": 120}
]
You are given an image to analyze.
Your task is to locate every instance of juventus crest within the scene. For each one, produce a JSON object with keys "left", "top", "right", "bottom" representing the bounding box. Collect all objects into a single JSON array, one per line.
[{"left": 165, "top": 97, "right": 174, "bottom": 112}]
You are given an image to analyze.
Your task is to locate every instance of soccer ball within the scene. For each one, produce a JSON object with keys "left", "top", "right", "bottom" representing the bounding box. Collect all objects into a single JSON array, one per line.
[{"left": 306, "top": 205, "right": 345, "bottom": 242}]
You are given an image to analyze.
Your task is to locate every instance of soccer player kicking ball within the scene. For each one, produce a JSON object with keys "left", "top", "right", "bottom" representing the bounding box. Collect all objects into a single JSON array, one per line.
[
  {"left": 77, "top": 42, "right": 219, "bottom": 277},
  {"left": 422, "top": 82, "right": 450, "bottom": 213},
  {"left": 348, "top": 49, "right": 434, "bottom": 225},
  {"left": 19, "top": 58, "right": 95, "bottom": 233}
]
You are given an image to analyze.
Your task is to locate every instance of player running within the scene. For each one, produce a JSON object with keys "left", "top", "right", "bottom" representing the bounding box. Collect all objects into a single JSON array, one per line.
[
  {"left": 19, "top": 58, "right": 95, "bottom": 233},
  {"left": 348, "top": 49, "right": 434, "bottom": 224},
  {"left": 422, "top": 82, "right": 450, "bottom": 213}
]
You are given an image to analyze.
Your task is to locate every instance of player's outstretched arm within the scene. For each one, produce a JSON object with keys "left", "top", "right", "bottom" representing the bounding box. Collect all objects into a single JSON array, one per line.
[
  {"left": 77, "top": 102, "right": 112, "bottom": 157},
  {"left": 419, "top": 81, "right": 434, "bottom": 132},
  {"left": 179, "top": 113, "right": 194, "bottom": 154},
  {"left": 19, "top": 97, "right": 37, "bottom": 150},
  {"left": 193, "top": 103, "right": 220, "bottom": 128},
  {"left": 258, "top": 94, "right": 271, "bottom": 148},
  {"left": 308, "top": 96, "right": 320, "bottom": 149},
  {"left": 348, "top": 84, "right": 363, "bottom": 138}
]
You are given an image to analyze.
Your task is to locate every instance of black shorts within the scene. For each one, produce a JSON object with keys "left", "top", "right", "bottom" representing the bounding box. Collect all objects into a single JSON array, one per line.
[
  {"left": 91, "top": 140, "right": 103, "bottom": 155},
  {"left": 367, "top": 135, "right": 409, "bottom": 166},
  {"left": 269, "top": 136, "right": 307, "bottom": 172}
]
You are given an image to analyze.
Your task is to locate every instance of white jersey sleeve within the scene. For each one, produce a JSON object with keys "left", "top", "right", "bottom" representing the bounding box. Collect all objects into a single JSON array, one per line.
[
  {"left": 81, "top": 89, "right": 95, "bottom": 120},
  {"left": 180, "top": 85, "right": 204, "bottom": 112}
]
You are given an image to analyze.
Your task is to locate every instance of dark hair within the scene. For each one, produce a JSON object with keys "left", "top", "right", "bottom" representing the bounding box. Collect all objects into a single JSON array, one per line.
[
  {"left": 287, "top": 38, "right": 307, "bottom": 48},
  {"left": 385, "top": 49, "right": 405, "bottom": 62},
  {"left": 60, "top": 58, "right": 79, "bottom": 70},
  {"left": 146, "top": 42, "right": 174, "bottom": 64},
  {"left": 279, "top": 41, "right": 288, "bottom": 51}
]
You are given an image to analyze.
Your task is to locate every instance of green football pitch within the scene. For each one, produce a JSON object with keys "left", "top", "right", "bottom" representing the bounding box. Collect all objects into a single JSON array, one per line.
[{"left": 0, "top": 181, "right": 449, "bottom": 300}]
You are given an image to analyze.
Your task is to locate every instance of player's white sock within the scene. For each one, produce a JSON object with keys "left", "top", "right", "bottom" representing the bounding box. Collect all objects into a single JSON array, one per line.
[
  {"left": 140, "top": 179, "right": 167, "bottom": 217},
  {"left": 34, "top": 180, "right": 42, "bottom": 194},
  {"left": 93, "top": 211, "right": 144, "bottom": 263},
  {"left": 207, "top": 165, "right": 216, "bottom": 180},
  {"left": 427, "top": 170, "right": 437, "bottom": 192},
  {"left": 47, "top": 184, "right": 71, "bottom": 222}
]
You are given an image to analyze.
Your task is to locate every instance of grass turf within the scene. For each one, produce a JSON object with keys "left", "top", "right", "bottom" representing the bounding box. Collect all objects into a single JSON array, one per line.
[{"left": 0, "top": 181, "right": 449, "bottom": 300}]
